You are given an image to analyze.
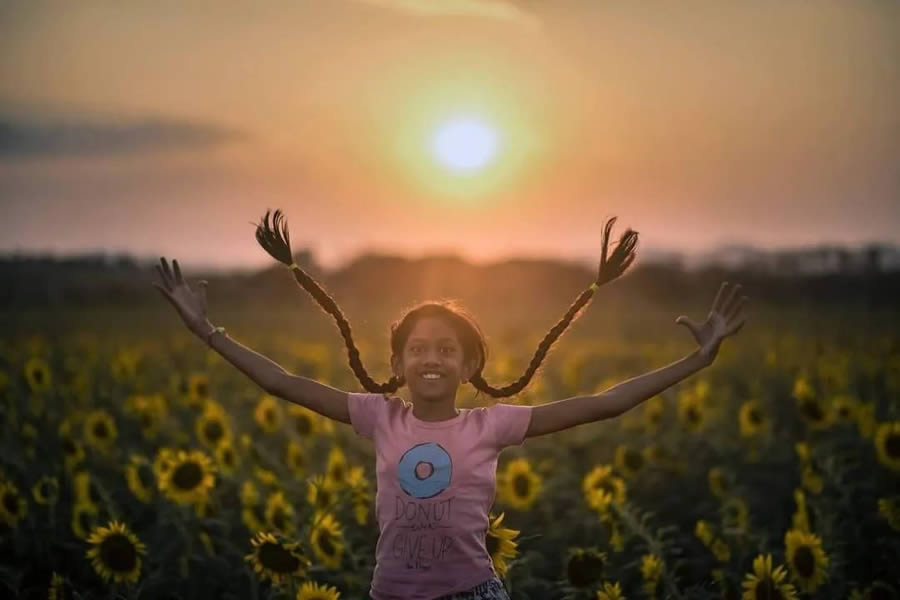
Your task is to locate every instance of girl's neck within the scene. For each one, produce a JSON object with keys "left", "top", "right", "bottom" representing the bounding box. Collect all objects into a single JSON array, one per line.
[{"left": 410, "top": 400, "right": 460, "bottom": 422}]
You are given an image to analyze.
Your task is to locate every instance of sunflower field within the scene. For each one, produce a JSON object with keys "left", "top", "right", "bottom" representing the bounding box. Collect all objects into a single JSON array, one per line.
[{"left": 1, "top": 301, "right": 899, "bottom": 600}]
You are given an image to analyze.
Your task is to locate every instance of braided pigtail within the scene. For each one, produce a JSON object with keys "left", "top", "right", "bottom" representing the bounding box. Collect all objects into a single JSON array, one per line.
[
  {"left": 254, "top": 209, "right": 402, "bottom": 394},
  {"left": 470, "top": 216, "right": 639, "bottom": 399}
]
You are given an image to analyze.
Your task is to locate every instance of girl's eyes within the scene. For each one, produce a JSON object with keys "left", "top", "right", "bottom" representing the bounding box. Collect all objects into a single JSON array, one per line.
[{"left": 411, "top": 347, "right": 455, "bottom": 354}]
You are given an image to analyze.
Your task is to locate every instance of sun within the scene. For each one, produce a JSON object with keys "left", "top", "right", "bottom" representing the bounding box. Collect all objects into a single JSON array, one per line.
[{"left": 430, "top": 116, "right": 500, "bottom": 174}]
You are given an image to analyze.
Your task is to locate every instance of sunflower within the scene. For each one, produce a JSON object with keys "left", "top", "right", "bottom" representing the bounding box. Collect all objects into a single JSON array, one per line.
[
  {"left": 245, "top": 531, "right": 310, "bottom": 584},
  {"left": 801, "top": 465, "right": 824, "bottom": 495},
  {"left": 791, "top": 489, "right": 812, "bottom": 533},
  {"left": 741, "top": 553, "right": 797, "bottom": 600},
  {"left": 640, "top": 554, "right": 664, "bottom": 597},
  {"left": 708, "top": 467, "right": 731, "bottom": 499},
  {"left": 796, "top": 397, "right": 831, "bottom": 430},
  {"left": 130, "top": 393, "right": 168, "bottom": 440},
  {"left": 784, "top": 529, "right": 829, "bottom": 593},
  {"left": 48, "top": 572, "right": 73, "bottom": 600},
  {"left": 831, "top": 394, "right": 858, "bottom": 422},
  {"left": 877, "top": 497, "right": 900, "bottom": 532},
  {"left": 153, "top": 447, "right": 177, "bottom": 480},
  {"left": 347, "top": 466, "right": 372, "bottom": 526},
  {"left": 309, "top": 512, "right": 345, "bottom": 569},
  {"left": 242, "top": 479, "right": 260, "bottom": 507},
  {"left": 32, "top": 475, "right": 60, "bottom": 506},
  {"left": 24, "top": 356, "right": 52, "bottom": 393},
  {"left": 324, "top": 446, "right": 349, "bottom": 489},
  {"left": 157, "top": 449, "right": 216, "bottom": 506},
  {"left": 73, "top": 471, "right": 102, "bottom": 505},
  {"left": 186, "top": 373, "right": 210, "bottom": 407},
  {"left": 0, "top": 481, "right": 28, "bottom": 527},
  {"left": 486, "top": 511, "right": 519, "bottom": 579},
  {"left": 264, "top": 490, "right": 296, "bottom": 534},
  {"left": 256, "top": 467, "right": 279, "bottom": 487},
  {"left": 721, "top": 496, "right": 750, "bottom": 534},
  {"left": 566, "top": 547, "right": 606, "bottom": 588},
  {"left": 86, "top": 520, "right": 146, "bottom": 584},
  {"left": 125, "top": 455, "right": 155, "bottom": 503},
  {"left": 61, "top": 436, "right": 85, "bottom": 471},
  {"left": 195, "top": 403, "right": 231, "bottom": 449},
  {"left": 71, "top": 501, "right": 100, "bottom": 539},
  {"left": 613, "top": 445, "right": 646, "bottom": 478},
  {"left": 695, "top": 520, "right": 714, "bottom": 546},
  {"left": 307, "top": 475, "right": 338, "bottom": 514},
  {"left": 286, "top": 440, "right": 307, "bottom": 477},
  {"left": 596, "top": 581, "right": 625, "bottom": 600},
  {"left": 677, "top": 392, "right": 706, "bottom": 432},
  {"left": 582, "top": 465, "right": 626, "bottom": 513},
  {"left": 296, "top": 581, "right": 341, "bottom": 600},
  {"left": 289, "top": 405, "right": 320, "bottom": 439},
  {"left": 82, "top": 410, "right": 117, "bottom": 453},
  {"left": 711, "top": 538, "right": 731, "bottom": 562},
  {"left": 254, "top": 394, "right": 284, "bottom": 433},
  {"left": 874, "top": 421, "right": 900, "bottom": 472},
  {"left": 738, "top": 400, "right": 768, "bottom": 437},
  {"left": 791, "top": 374, "right": 815, "bottom": 402},
  {"left": 641, "top": 396, "right": 665, "bottom": 432},
  {"left": 215, "top": 441, "right": 240, "bottom": 475},
  {"left": 498, "top": 458, "right": 543, "bottom": 511}
]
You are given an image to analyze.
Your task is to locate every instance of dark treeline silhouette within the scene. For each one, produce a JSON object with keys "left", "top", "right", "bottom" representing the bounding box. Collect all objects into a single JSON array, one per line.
[{"left": 1, "top": 246, "right": 898, "bottom": 312}]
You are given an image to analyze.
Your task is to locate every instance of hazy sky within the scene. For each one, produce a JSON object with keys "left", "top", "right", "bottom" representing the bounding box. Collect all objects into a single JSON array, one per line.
[{"left": 2, "top": 0, "right": 898, "bottom": 270}]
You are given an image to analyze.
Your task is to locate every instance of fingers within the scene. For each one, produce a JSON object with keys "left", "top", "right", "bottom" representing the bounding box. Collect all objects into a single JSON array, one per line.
[
  {"left": 725, "top": 295, "right": 748, "bottom": 322},
  {"left": 160, "top": 257, "right": 174, "bottom": 285},
  {"left": 711, "top": 281, "right": 728, "bottom": 314},
  {"left": 151, "top": 281, "right": 172, "bottom": 303},
  {"left": 173, "top": 258, "right": 184, "bottom": 285},
  {"left": 155, "top": 264, "right": 172, "bottom": 292},
  {"left": 721, "top": 283, "right": 743, "bottom": 317}
]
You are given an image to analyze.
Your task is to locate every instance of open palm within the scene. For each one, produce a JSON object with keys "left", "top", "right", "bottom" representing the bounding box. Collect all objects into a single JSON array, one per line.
[
  {"left": 152, "top": 257, "right": 210, "bottom": 335},
  {"left": 676, "top": 281, "right": 748, "bottom": 365}
]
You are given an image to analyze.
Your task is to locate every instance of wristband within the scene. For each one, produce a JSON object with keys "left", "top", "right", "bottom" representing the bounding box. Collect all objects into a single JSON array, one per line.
[{"left": 205, "top": 326, "right": 226, "bottom": 345}]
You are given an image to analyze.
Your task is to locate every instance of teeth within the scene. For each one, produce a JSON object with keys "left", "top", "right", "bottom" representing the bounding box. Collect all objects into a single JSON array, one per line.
[{"left": 422, "top": 374, "right": 442, "bottom": 379}]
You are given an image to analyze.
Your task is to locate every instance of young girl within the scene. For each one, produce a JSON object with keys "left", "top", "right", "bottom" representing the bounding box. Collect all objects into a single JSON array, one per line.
[{"left": 153, "top": 210, "right": 747, "bottom": 600}]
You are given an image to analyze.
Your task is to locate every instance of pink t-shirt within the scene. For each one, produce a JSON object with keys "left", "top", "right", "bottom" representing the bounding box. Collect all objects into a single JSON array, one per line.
[{"left": 347, "top": 392, "right": 534, "bottom": 600}]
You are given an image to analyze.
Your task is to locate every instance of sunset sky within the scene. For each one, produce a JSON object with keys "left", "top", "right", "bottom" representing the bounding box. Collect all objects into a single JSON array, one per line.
[{"left": 2, "top": 1, "right": 898, "bottom": 271}]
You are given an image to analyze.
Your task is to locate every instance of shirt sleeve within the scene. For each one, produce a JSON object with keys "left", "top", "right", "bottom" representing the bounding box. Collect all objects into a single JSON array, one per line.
[
  {"left": 346, "top": 392, "right": 386, "bottom": 441},
  {"left": 486, "top": 402, "right": 534, "bottom": 449}
]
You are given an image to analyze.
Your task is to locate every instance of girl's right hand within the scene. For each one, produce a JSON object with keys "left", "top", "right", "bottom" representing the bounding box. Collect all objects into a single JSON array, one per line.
[{"left": 153, "top": 257, "right": 211, "bottom": 336}]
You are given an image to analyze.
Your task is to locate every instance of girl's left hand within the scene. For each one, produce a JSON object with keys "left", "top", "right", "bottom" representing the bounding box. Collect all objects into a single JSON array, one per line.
[{"left": 675, "top": 281, "right": 748, "bottom": 365}]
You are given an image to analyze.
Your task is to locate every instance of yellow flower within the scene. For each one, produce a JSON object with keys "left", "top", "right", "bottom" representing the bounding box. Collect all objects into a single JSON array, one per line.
[
  {"left": 708, "top": 467, "right": 730, "bottom": 499},
  {"left": 784, "top": 529, "right": 829, "bottom": 593},
  {"left": 721, "top": 496, "right": 749, "bottom": 535},
  {"left": 86, "top": 520, "right": 147, "bottom": 584},
  {"left": 791, "top": 374, "right": 815, "bottom": 402},
  {"left": 794, "top": 442, "right": 812, "bottom": 463},
  {"left": 324, "top": 445, "right": 349, "bottom": 489},
  {"left": 71, "top": 501, "right": 100, "bottom": 539},
  {"left": 738, "top": 400, "right": 768, "bottom": 437},
  {"left": 640, "top": 554, "right": 664, "bottom": 597},
  {"left": 264, "top": 490, "right": 296, "bottom": 535},
  {"left": 195, "top": 402, "right": 231, "bottom": 448},
  {"left": 245, "top": 532, "right": 310, "bottom": 584},
  {"left": 61, "top": 436, "right": 85, "bottom": 471},
  {"left": 874, "top": 422, "right": 900, "bottom": 472},
  {"left": 877, "top": 496, "right": 900, "bottom": 532},
  {"left": 596, "top": 581, "right": 625, "bottom": 600},
  {"left": 215, "top": 441, "right": 240, "bottom": 475},
  {"left": 289, "top": 404, "right": 321, "bottom": 439},
  {"left": 695, "top": 520, "right": 714, "bottom": 546},
  {"left": 306, "top": 475, "right": 338, "bottom": 515},
  {"left": 242, "top": 480, "right": 260, "bottom": 506},
  {"left": 498, "top": 458, "right": 543, "bottom": 511},
  {"left": 796, "top": 397, "right": 832, "bottom": 430},
  {"left": 0, "top": 481, "right": 28, "bottom": 526},
  {"left": 801, "top": 465, "right": 824, "bottom": 495},
  {"left": 613, "top": 445, "right": 647, "bottom": 478},
  {"left": 296, "top": 580, "right": 341, "bottom": 600},
  {"left": 641, "top": 396, "right": 665, "bottom": 432},
  {"left": 741, "top": 554, "right": 797, "bottom": 600},
  {"left": 286, "top": 440, "right": 307, "bottom": 478},
  {"left": 710, "top": 538, "right": 730, "bottom": 562},
  {"left": 486, "top": 511, "right": 519, "bottom": 579},
  {"left": 677, "top": 391, "right": 706, "bottom": 432},
  {"left": 309, "top": 512, "right": 345, "bottom": 569},
  {"left": 32, "top": 475, "right": 60, "bottom": 506},
  {"left": 832, "top": 394, "right": 858, "bottom": 422},
  {"left": 82, "top": 410, "right": 117, "bottom": 453},
  {"left": 347, "top": 466, "right": 372, "bottom": 526},
  {"left": 153, "top": 447, "right": 177, "bottom": 480},
  {"left": 73, "top": 471, "right": 102, "bottom": 505},
  {"left": 582, "top": 465, "right": 626, "bottom": 514},
  {"left": 566, "top": 547, "right": 606, "bottom": 588},
  {"left": 157, "top": 449, "right": 216, "bottom": 506},
  {"left": 24, "top": 356, "right": 52, "bottom": 393},
  {"left": 186, "top": 373, "right": 211, "bottom": 407},
  {"left": 791, "top": 489, "right": 811, "bottom": 533},
  {"left": 254, "top": 394, "right": 284, "bottom": 433},
  {"left": 125, "top": 455, "right": 155, "bottom": 503}
]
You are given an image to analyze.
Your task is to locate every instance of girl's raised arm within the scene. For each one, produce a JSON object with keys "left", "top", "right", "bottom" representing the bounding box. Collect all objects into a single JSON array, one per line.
[{"left": 153, "top": 256, "right": 350, "bottom": 424}]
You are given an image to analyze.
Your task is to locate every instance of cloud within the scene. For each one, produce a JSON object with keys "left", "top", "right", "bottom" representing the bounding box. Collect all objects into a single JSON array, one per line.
[
  {"left": 0, "top": 113, "right": 248, "bottom": 160},
  {"left": 353, "top": 0, "right": 542, "bottom": 32}
]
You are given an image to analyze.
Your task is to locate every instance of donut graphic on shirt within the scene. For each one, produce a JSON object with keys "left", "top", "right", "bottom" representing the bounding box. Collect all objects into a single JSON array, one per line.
[{"left": 397, "top": 442, "right": 453, "bottom": 499}]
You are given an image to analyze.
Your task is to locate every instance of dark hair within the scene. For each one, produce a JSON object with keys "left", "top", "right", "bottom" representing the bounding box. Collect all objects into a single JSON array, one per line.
[{"left": 254, "top": 209, "right": 638, "bottom": 399}]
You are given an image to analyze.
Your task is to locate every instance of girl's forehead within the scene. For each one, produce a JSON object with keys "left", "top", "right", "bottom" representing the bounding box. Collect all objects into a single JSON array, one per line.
[{"left": 407, "top": 317, "right": 460, "bottom": 343}]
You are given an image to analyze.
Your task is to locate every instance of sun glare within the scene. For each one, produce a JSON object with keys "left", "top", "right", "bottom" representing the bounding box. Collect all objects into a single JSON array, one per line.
[{"left": 430, "top": 116, "right": 500, "bottom": 174}]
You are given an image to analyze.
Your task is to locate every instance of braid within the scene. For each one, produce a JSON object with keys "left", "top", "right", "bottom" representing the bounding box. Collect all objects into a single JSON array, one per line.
[
  {"left": 471, "top": 216, "right": 639, "bottom": 399},
  {"left": 254, "top": 209, "right": 401, "bottom": 394}
]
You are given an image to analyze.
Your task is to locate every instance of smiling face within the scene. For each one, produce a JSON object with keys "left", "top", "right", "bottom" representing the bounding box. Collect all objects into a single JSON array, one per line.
[{"left": 391, "top": 316, "right": 478, "bottom": 405}]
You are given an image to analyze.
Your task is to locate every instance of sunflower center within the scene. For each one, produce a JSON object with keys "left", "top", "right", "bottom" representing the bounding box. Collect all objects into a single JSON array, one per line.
[
  {"left": 221, "top": 448, "right": 235, "bottom": 467},
  {"left": 172, "top": 461, "right": 203, "bottom": 490},
  {"left": 264, "top": 409, "right": 276, "bottom": 426},
  {"left": 886, "top": 433, "right": 900, "bottom": 459},
  {"left": 3, "top": 492, "right": 18, "bottom": 514},
  {"left": 33, "top": 369, "right": 44, "bottom": 383},
  {"left": 93, "top": 421, "right": 109, "bottom": 439},
  {"left": 203, "top": 419, "right": 224, "bottom": 443},
  {"left": 99, "top": 534, "right": 138, "bottom": 573},
  {"left": 196, "top": 382, "right": 208, "bottom": 397},
  {"left": 317, "top": 530, "right": 336, "bottom": 556},
  {"left": 295, "top": 416, "right": 312, "bottom": 436},
  {"left": 792, "top": 546, "right": 815, "bottom": 578},
  {"left": 62, "top": 437, "right": 77, "bottom": 456},
  {"left": 754, "top": 578, "right": 785, "bottom": 600},
  {"left": 258, "top": 541, "right": 300, "bottom": 573},
  {"left": 567, "top": 552, "right": 604, "bottom": 588},
  {"left": 330, "top": 464, "right": 344, "bottom": 482},
  {"left": 687, "top": 407, "right": 701, "bottom": 424},
  {"left": 801, "top": 401, "right": 824, "bottom": 422},
  {"left": 317, "top": 490, "right": 332, "bottom": 510},
  {"left": 624, "top": 450, "right": 644, "bottom": 471},
  {"left": 513, "top": 474, "right": 531, "bottom": 498},
  {"left": 749, "top": 409, "right": 762, "bottom": 425}
]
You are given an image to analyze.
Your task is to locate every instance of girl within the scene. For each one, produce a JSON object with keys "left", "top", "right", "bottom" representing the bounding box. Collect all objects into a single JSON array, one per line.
[{"left": 153, "top": 210, "right": 747, "bottom": 600}]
